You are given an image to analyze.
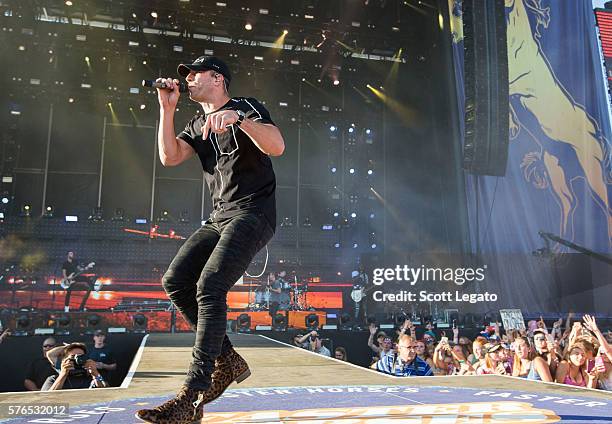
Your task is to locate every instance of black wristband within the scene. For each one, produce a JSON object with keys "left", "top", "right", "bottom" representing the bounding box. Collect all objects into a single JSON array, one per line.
[{"left": 235, "top": 110, "right": 245, "bottom": 126}]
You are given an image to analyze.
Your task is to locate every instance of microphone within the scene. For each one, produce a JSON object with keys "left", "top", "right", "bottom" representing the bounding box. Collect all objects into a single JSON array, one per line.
[{"left": 142, "top": 80, "right": 189, "bottom": 93}]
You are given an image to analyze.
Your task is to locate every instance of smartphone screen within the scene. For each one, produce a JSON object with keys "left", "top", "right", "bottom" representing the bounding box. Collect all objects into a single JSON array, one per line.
[{"left": 586, "top": 359, "right": 595, "bottom": 373}]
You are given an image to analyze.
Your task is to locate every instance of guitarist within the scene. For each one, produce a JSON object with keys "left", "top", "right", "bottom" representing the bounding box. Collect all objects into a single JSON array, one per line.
[
  {"left": 61, "top": 251, "right": 96, "bottom": 312},
  {"left": 350, "top": 266, "right": 370, "bottom": 322}
]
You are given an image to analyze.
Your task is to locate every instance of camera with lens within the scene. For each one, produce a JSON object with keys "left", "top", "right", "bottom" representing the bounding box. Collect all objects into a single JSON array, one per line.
[{"left": 69, "top": 353, "right": 89, "bottom": 376}]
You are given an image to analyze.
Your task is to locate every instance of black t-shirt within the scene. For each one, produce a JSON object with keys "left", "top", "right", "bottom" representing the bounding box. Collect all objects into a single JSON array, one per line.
[
  {"left": 62, "top": 260, "right": 77, "bottom": 276},
  {"left": 41, "top": 373, "right": 93, "bottom": 390},
  {"left": 89, "top": 345, "right": 115, "bottom": 382},
  {"left": 88, "top": 345, "right": 115, "bottom": 365},
  {"left": 270, "top": 279, "right": 281, "bottom": 303},
  {"left": 25, "top": 357, "right": 58, "bottom": 389},
  {"left": 178, "top": 97, "right": 277, "bottom": 228}
]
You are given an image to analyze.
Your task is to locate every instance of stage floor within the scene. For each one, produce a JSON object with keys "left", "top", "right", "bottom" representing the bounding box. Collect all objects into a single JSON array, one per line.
[{"left": 0, "top": 333, "right": 610, "bottom": 423}]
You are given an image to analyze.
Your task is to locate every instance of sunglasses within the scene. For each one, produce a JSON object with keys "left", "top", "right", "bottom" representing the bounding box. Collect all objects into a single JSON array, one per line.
[{"left": 43, "top": 344, "right": 54, "bottom": 348}]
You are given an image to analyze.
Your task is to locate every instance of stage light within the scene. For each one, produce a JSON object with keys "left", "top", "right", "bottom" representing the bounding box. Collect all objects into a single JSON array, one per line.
[
  {"left": 56, "top": 314, "right": 71, "bottom": 336},
  {"left": 273, "top": 313, "right": 287, "bottom": 331},
  {"left": 283, "top": 29, "right": 288, "bottom": 35},
  {"left": 369, "top": 213, "right": 375, "bottom": 219},
  {"left": 366, "top": 129, "right": 372, "bottom": 135},
  {"left": 329, "top": 125, "right": 336, "bottom": 132},
  {"left": 305, "top": 314, "right": 319, "bottom": 330},
  {"left": 331, "top": 167, "right": 337, "bottom": 173},
  {"left": 150, "top": 11, "right": 158, "bottom": 18},
  {"left": 280, "top": 216, "right": 293, "bottom": 227},
  {"left": 333, "top": 212, "right": 339, "bottom": 217},
  {"left": 334, "top": 242, "right": 340, "bottom": 248},
  {"left": 132, "top": 12, "right": 137, "bottom": 18},
  {"left": 159, "top": 210, "right": 169, "bottom": 222},
  {"left": 348, "top": 127, "right": 354, "bottom": 133},
  {"left": 65, "top": 215, "right": 78, "bottom": 222},
  {"left": 237, "top": 313, "right": 251, "bottom": 333},
  {"left": 15, "top": 314, "right": 31, "bottom": 336},
  {"left": 111, "top": 208, "right": 125, "bottom": 222},
  {"left": 65, "top": 0, "right": 73, "bottom": 6},
  {"left": 302, "top": 217, "right": 312, "bottom": 227},
  {"left": 1, "top": 197, "right": 8, "bottom": 204},
  {"left": 43, "top": 205, "right": 54, "bottom": 218},
  {"left": 68, "top": 97, "right": 74, "bottom": 103},
  {"left": 371, "top": 243, "right": 377, "bottom": 249},
  {"left": 142, "top": 60, "right": 147, "bottom": 65},
  {"left": 368, "top": 169, "right": 373, "bottom": 175},
  {"left": 89, "top": 206, "right": 103, "bottom": 222},
  {"left": 351, "top": 212, "right": 357, "bottom": 218},
  {"left": 21, "top": 204, "right": 31, "bottom": 217},
  {"left": 349, "top": 168, "right": 355, "bottom": 174},
  {"left": 353, "top": 243, "right": 358, "bottom": 248},
  {"left": 85, "top": 314, "right": 102, "bottom": 334},
  {"left": 133, "top": 314, "right": 148, "bottom": 333},
  {"left": 333, "top": 80, "right": 340, "bottom": 86},
  {"left": 179, "top": 209, "right": 189, "bottom": 223},
  {"left": 140, "top": 104, "right": 146, "bottom": 110},
  {"left": 245, "top": 23, "right": 253, "bottom": 30}
]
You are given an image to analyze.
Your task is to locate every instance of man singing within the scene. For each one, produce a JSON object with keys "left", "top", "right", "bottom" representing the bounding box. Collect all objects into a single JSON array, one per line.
[{"left": 136, "top": 56, "right": 284, "bottom": 424}]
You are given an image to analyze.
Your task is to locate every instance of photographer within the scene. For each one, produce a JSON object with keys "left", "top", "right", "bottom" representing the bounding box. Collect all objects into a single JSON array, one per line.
[
  {"left": 41, "top": 343, "right": 107, "bottom": 390},
  {"left": 299, "top": 331, "right": 331, "bottom": 356}
]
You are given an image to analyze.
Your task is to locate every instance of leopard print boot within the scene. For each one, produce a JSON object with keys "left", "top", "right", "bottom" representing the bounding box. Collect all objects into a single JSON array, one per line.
[
  {"left": 135, "top": 386, "right": 204, "bottom": 424},
  {"left": 195, "top": 347, "right": 251, "bottom": 406}
]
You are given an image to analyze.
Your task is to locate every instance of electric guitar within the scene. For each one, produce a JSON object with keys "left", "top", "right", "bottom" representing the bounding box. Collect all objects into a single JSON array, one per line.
[
  {"left": 60, "top": 262, "right": 95, "bottom": 289},
  {"left": 351, "top": 284, "right": 375, "bottom": 303}
]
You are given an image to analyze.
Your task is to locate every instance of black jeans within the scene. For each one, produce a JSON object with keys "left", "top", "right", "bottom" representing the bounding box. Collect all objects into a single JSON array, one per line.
[
  {"left": 162, "top": 211, "right": 274, "bottom": 390},
  {"left": 64, "top": 277, "right": 95, "bottom": 310}
]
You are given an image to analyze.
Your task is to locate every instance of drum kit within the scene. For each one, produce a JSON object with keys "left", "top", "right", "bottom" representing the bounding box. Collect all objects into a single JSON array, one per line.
[{"left": 249, "top": 276, "right": 310, "bottom": 311}]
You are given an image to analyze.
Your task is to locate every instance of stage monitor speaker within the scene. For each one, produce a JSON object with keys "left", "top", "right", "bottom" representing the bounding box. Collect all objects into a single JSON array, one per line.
[{"left": 462, "top": 0, "right": 509, "bottom": 176}]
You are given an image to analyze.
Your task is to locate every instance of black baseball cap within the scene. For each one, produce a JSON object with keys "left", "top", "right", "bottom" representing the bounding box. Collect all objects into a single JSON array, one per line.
[{"left": 177, "top": 56, "right": 231, "bottom": 85}]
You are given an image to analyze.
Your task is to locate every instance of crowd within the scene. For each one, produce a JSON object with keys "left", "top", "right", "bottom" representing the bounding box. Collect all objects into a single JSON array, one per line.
[
  {"left": 5, "top": 312, "right": 611, "bottom": 392},
  {"left": 364, "top": 313, "right": 611, "bottom": 390}
]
